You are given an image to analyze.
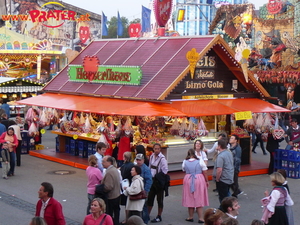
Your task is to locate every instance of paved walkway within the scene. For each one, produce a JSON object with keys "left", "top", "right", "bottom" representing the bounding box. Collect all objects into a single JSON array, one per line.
[{"left": 0, "top": 130, "right": 298, "bottom": 225}]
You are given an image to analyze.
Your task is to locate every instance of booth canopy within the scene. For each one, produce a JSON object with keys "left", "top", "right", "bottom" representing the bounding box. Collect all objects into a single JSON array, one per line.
[
  {"left": 17, "top": 93, "right": 187, "bottom": 116},
  {"left": 170, "top": 98, "right": 290, "bottom": 116},
  {"left": 18, "top": 93, "right": 289, "bottom": 116}
]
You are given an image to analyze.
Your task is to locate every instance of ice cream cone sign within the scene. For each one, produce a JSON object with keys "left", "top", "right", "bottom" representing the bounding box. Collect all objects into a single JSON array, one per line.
[
  {"left": 235, "top": 37, "right": 251, "bottom": 83},
  {"left": 186, "top": 48, "right": 200, "bottom": 79}
]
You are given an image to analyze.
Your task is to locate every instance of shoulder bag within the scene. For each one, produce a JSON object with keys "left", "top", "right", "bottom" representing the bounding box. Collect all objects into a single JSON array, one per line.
[
  {"left": 99, "top": 214, "right": 107, "bottom": 225},
  {"left": 129, "top": 178, "right": 147, "bottom": 200}
]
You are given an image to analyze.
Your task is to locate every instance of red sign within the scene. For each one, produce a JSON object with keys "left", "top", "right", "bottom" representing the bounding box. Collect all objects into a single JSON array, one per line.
[
  {"left": 153, "top": 0, "right": 173, "bottom": 27},
  {"left": 128, "top": 24, "right": 141, "bottom": 37},
  {"left": 267, "top": 0, "right": 283, "bottom": 14}
]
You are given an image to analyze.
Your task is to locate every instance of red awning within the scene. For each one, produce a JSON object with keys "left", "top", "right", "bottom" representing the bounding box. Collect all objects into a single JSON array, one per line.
[
  {"left": 17, "top": 93, "right": 289, "bottom": 116},
  {"left": 17, "top": 93, "right": 187, "bottom": 116},
  {"left": 170, "top": 98, "right": 290, "bottom": 116}
]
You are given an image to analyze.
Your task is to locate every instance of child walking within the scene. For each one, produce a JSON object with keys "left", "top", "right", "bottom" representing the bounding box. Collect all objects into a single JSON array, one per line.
[{"left": 1, "top": 142, "right": 10, "bottom": 179}]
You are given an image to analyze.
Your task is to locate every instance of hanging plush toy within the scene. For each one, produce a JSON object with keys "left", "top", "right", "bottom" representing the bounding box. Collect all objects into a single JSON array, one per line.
[{"left": 97, "top": 120, "right": 109, "bottom": 148}]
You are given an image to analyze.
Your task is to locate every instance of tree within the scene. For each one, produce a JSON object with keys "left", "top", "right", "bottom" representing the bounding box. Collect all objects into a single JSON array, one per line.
[
  {"left": 130, "top": 18, "right": 141, "bottom": 24},
  {"left": 104, "top": 16, "right": 129, "bottom": 38}
]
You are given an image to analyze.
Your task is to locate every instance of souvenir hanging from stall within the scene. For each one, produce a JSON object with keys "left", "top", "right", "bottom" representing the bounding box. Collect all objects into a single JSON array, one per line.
[
  {"left": 197, "top": 118, "right": 209, "bottom": 137},
  {"left": 97, "top": 119, "right": 110, "bottom": 147},
  {"left": 39, "top": 108, "right": 48, "bottom": 128},
  {"left": 179, "top": 117, "right": 188, "bottom": 137},
  {"left": 25, "top": 107, "right": 40, "bottom": 137},
  {"left": 271, "top": 114, "right": 285, "bottom": 140},
  {"left": 185, "top": 117, "right": 197, "bottom": 140},
  {"left": 170, "top": 117, "right": 180, "bottom": 135},
  {"left": 84, "top": 114, "right": 93, "bottom": 133}
]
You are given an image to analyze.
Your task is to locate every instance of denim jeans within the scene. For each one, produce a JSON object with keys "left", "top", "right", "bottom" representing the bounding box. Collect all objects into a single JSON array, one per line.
[
  {"left": 87, "top": 193, "right": 94, "bottom": 215},
  {"left": 142, "top": 198, "right": 150, "bottom": 224},
  {"left": 8, "top": 152, "right": 15, "bottom": 175}
]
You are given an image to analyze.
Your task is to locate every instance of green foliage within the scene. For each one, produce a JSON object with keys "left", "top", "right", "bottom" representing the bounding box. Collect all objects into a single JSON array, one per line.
[
  {"left": 102, "top": 17, "right": 142, "bottom": 39},
  {"left": 103, "top": 16, "right": 129, "bottom": 38}
]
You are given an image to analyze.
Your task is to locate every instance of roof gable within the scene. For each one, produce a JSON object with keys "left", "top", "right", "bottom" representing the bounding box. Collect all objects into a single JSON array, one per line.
[{"left": 44, "top": 35, "right": 269, "bottom": 100}]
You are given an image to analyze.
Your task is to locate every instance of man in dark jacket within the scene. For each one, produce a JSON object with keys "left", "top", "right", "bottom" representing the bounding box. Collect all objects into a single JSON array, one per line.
[{"left": 229, "top": 135, "right": 243, "bottom": 198}]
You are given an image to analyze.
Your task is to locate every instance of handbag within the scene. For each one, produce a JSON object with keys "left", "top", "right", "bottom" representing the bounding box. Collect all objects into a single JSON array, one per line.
[
  {"left": 129, "top": 190, "right": 147, "bottom": 200},
  {"left": 129, "top": 178, "right": 147, "bottom": 200}
]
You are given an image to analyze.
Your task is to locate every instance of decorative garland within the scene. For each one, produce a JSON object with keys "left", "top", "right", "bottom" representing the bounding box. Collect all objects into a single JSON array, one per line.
[
  {"left": 255, "top": 17, "right": 294, "bottom": 26},
  {"left": 257, "top": 70, "right": 300, "bottom": 88}
]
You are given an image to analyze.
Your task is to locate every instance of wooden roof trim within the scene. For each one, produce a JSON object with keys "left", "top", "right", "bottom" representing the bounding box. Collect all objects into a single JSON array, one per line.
[
  {"left": 213, "top": 37, "right": 271, "bottom": 98},
  {"left": 248, "top": 72, "right": 270, "bottom": 97},
  {"left": 213, "top": 48, "right": 250, "bottom": 88},
  {"left": 158, "top": 36, "right": 219, "bottom": 100}
]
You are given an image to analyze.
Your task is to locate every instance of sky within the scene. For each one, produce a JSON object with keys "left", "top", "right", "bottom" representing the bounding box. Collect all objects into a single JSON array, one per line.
[{"left": 62, "top": 0, "right": 268, "bottom": 21}]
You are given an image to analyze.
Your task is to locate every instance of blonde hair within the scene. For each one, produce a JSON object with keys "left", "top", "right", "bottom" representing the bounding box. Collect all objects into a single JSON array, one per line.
[
  {"left": 123, "top": 151, "right": 132, "bottom": 162},
  {"left": 92, "top": 198, "right": 106, "bottom": 212},
  {"left": 270, "top": 172, "right": 285, "bottom": 186},
  {"left": 88, "top": 155, "right": 98, "bottom": 167}
]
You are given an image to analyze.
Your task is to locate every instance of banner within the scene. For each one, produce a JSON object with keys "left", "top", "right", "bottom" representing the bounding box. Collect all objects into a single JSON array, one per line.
[
  {"left": 117, "top": 11, "right": 123, "bottom": 37},
  {"left": 102, "top": 12, "right": 108, "bottom": 36},
  {"left": 142, "top": 6, "right": 151, "bottom": 32}
]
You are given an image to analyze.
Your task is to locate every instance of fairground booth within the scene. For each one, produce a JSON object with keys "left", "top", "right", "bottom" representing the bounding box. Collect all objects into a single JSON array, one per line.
[{"left": 18, "top": 35, "right": 289, "bottom": 171}]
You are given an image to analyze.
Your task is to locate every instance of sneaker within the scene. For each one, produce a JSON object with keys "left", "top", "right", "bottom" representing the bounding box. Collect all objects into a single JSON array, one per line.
[
  {"left": 238, "top": 191, "right": 244, "bottom": 195},
  {"left": 3, "top": 177, "right": 8, "bottom": 179},
  {"left": 151, "top": 216, "right": 162, "bottom": 223}
]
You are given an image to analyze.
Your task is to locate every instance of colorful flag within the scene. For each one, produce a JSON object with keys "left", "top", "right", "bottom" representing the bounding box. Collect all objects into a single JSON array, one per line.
[
  {"left": 102, "top": 12, "right": 108, "bottom": 36},
  {"left": 141, "top": 6, "right": 151, "bottom": 32},
  {"left": 117, "top": 11, "right": 123, "bottom": 37}
]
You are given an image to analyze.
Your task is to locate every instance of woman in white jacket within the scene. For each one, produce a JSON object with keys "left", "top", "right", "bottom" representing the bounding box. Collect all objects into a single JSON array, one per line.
[{"left": 123, "top": 165, "right": 145, "bottom": 221}]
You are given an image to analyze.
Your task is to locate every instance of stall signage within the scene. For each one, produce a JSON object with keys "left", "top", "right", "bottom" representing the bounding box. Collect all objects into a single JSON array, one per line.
[
  {"left": 1, "top": 2, "right": 90, "bottom": 28},
  {"left": 234, "top": 111, "right": 252, "bottom": 120},
  {"left": 68, "top": 65, "right": 143, "bottom": 85},
  {"left": 195, "top": 69, "right": 215, "bottom": 79},
  {"left": 182, "top": 94, "right": 233, "bottom": 100},
  {"left": 185, "top": 80, "right": 224, "bottom": 89}
]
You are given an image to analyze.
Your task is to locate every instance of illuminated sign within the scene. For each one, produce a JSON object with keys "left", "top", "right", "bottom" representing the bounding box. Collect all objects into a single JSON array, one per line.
[
  {"left": 182, "top": 94, "right": 234, "bottom": 100},
  {"left": 1, "top": 2, "right": 90, "bottom": 28},
  {"left": 68, "top": 65, "right": 143, "bottom": 85},
  {"left": 234, "top": 111, "right": 252, "bottom": 120},
  {"left": 185, "top": 80, "right": 224, "bottom": 89}
]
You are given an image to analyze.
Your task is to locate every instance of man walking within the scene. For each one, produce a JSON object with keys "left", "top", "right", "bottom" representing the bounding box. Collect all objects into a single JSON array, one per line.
[
  {"left": 213, "top": 139, "right": 234, "bottom": 205},
  {"left": 229, "top": 134, "right": 243, "bottom": 198},
  {"left": 101, "top": 156, "right": 121, "bottom": 225},
  {"left": 35, "top": 182, "right": 65, "bottom": 225},
  {"left": 95, "top": 142, "right": 107, "bottom": 172},
  {"left": 148, "top": 143, "right": 168, "bottom": 223},
  {"left": 136, "top": 153, "right": 153, "bottom": 224}
]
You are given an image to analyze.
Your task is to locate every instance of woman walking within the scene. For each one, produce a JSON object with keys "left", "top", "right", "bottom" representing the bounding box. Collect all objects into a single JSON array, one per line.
[
  {"left": 261, "top": 172, "right": 293, "bottom": 225},
  {"left": 0, "top": 127, "right": 18, "bottom": 176},
  {"left": 182, "top": 149, "right": 209, "bottom": 223}
]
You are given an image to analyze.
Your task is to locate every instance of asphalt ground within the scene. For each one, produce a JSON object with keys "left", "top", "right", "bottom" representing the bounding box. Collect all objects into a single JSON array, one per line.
[{"left": 0, "top": 130, "right": 299, "bottom": 225}]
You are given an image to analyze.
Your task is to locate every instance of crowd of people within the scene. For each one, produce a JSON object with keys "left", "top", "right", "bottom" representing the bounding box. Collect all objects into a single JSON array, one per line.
[{"left": 2, "top": 114, "right": 300, "bottom": 225}]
